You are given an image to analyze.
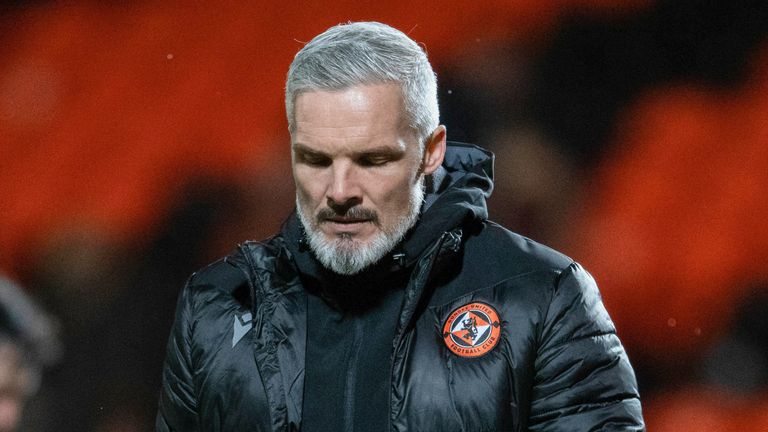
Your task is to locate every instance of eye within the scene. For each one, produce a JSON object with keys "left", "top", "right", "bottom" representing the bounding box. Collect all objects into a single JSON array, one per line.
[
  {"left": 297, "top": 152, "right": 331, "bottom": 167},
  {"left": 357, "top": 154, "right": 391, "bottom": 167}
]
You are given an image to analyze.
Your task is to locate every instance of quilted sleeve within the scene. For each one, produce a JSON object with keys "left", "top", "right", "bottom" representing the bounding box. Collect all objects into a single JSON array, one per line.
[
  {"left": 529, "top": 263, "right": 645, "bottom": 431},
  {"left": 156, "top": 275, "right": 200, "bottom": 432}
]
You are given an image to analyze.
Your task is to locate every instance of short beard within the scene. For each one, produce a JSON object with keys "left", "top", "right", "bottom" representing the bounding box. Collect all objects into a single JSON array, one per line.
[{"left": 296, "top": 178, "right": 425, "bottom": 276}]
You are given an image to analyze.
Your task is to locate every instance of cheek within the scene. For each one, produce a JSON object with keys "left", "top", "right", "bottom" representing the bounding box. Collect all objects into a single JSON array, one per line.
[
  {"left": 293, "top": 168, "right": 323, "bottom": 207},
  {"left": 368, "top": 171, "right": 418, "bottom": 213}
]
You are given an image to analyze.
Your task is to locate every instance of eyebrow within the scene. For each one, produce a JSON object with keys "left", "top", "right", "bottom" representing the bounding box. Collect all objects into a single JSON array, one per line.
[
  {"left": 292, "top": 143, "right": 328, "bottom": 157},
  {"left": 292, "top": 143, "right": 406, "bottom": 159}
]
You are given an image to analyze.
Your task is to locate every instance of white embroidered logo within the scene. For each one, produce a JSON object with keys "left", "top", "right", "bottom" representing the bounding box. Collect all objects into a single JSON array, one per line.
[{"left": 232, "top": 312, "right": 252, "bottom": 347}]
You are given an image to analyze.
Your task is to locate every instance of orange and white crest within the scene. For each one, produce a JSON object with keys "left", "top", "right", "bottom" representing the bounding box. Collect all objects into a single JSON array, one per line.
[{"left": 442, "top": 302, "right": 501, "bottom": 358}]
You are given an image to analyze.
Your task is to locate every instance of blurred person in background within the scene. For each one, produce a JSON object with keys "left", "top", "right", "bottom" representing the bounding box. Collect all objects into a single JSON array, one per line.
[
  {"left": 0, "top": 275, "right": 60, "bottom": 432},
  {"left": 157, "top": 21, "right": 643, "bottom": 431}
]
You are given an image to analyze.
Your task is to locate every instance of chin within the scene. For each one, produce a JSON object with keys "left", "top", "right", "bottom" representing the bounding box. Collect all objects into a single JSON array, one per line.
[
  {"left": 313, "top": 232, "right": 390, "bottom": 275},
  {"left": 295, "top": 180, "right": 424, "bottom": 275}
]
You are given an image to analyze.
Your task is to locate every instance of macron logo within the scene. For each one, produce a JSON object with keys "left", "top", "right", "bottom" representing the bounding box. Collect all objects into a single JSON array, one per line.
[{"left": 232, "top": 312, "right": 253, "bottom": 347}]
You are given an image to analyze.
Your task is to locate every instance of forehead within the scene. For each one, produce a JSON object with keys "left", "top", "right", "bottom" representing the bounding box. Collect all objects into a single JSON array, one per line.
[{"left": 292, "top": 84, "right": 414, "bottom": 152}]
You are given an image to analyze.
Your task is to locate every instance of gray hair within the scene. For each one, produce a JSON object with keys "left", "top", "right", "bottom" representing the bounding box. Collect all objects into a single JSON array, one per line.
[{"left": 285, "top": 21, "right": 439, "bottom": 144}]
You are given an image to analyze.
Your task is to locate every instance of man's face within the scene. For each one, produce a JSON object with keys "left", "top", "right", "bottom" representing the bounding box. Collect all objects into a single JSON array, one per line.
[{"left": 291, "top": 83, "right": 429, "bottom": 275}]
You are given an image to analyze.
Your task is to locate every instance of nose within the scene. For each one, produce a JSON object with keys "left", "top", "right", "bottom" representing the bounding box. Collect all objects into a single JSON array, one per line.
[{"left": 326, "top": 162, "right": 362, "bottom": 213}]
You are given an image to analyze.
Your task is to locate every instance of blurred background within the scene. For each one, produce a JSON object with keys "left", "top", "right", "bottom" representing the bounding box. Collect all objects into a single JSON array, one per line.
[{"left": 1, "top": 0, "right": 767, "bottom": 430}]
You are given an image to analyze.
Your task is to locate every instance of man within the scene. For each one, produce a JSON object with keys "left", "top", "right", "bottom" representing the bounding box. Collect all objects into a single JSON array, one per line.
[{"left": 157, "top": 22, "right": 644, "bottom": 431}]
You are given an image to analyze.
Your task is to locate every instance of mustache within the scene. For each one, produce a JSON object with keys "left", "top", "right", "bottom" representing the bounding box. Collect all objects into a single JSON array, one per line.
[{"left": 317, "top": 206, "right": 379, "bottom": 224}]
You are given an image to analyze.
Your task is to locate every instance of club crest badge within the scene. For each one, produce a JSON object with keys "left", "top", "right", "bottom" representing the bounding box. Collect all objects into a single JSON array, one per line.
[{"left": 442, "top": 302, "right": 501, "bottom": 358}]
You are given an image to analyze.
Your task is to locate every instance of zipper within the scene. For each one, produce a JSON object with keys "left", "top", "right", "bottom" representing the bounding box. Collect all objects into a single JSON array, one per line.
[
  {"left": 385, "top": 231, "right": 449, "bottom": 431},
  {"left": 237, "top": 243, "right": 263, "bottom": 340},
  {"left": 236, "top": 242, "right": 284, "bottom": 431},
  {"left": 343, "top": 317, "right": 365, "bottom": 432}
]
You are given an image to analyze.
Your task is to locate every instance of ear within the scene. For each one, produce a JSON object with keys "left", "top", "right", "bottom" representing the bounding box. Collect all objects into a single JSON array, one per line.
[{"left": 421, "top": 125, "right": 447, "bottom": 175}]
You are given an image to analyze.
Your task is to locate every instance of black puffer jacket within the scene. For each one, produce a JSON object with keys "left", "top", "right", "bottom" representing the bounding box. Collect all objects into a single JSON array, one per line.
[{"left": 157, "top": 143, "right": 644, "bottom": 431}]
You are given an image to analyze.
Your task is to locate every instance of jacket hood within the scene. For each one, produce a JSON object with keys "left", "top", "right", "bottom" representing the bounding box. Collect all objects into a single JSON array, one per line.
[
  {"left": 282, "top": 141, "right": 494, "bottom": 281},
  {"left": 404, "top": 142, "right": 494, "bottom": 265}
]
